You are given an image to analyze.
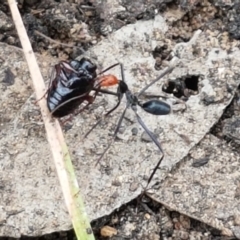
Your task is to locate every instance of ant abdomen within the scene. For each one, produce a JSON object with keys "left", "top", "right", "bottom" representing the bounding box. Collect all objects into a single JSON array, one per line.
[{"left": 141, "top": 99, "right": 171, "bottom": 115}]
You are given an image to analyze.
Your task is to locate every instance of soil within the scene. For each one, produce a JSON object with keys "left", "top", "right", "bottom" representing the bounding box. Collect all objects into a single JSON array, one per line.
[{"left": 1, "top": 0, "right": 240, "bottom": 239}]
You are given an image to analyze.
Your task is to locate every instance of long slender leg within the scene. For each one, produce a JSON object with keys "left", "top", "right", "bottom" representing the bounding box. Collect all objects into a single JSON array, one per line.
[
  {"left": 134, "top": 111, "right": 164, "bottom": 188},
  {"left": 85, "top": 63, "right": 125, "bottom": 138},
  {"left": 35, "top": 61, "right": 73, "bottom": 104},
  {"left": 84, "top": 91, "right": 123, "bottom": 138},
  {"left": 134, "top": 112, "right": 164, "bottom": 154},
  {"left": 95, "top": 104, "right": 129, "bottom": 166},
  {"left": 98, "top": 62, "right": 120, "bottom": 75},
  {"left": 34, "top": 88, "right": 50, "bottom": 104},
  {"left": 50, "top": 92, "right": 89, "bottom": 116},
  {"left": 119, "top": 62, "right": 125, "bottom": 82},
  {"left": 135, "top": 66, "right": 175, "bottom": 188},
  {"left": 93, "top": 88, "right": 118, "bottom": 96},
  {"left": 51, "top": 84, "right": 120, "bottom": 117},
  {"left": 55, "top": 84, "right": 103, "bottom": 120},
  {"left": 146, "top": 155, "right": 164, "bottom": 187},
  {"left": 60, "top": 95, "right": 95, "bottom": 125},
  {"left": 137, "top": 66, "right": 174, "bottom": 97},
  {"left": 34, "top": 65, "right": 56, "bottom": 104},
  {"left": 93, "top": 62, "right": 127, "bottom": 163}
]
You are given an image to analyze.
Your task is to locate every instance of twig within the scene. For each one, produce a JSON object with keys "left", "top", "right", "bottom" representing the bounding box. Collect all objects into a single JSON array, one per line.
[
  {"left": 35, "top": 30, "right": 85, "bottom": 52},
  {"left": 7, "top": 1, "right": 94, "bottom": 239}
]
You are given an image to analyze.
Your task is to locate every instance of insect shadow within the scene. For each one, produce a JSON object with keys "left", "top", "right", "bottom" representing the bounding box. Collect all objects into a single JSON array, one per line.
[{"left": 84, "top": 63, "right": 174, "bottom": 188}]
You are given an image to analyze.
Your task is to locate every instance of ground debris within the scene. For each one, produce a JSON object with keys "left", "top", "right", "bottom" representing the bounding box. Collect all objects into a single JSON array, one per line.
[
  {"left": 148, "top": 134, "right": 240, "bottom": 238},
  {"left": 100, "top": 226, "right": 118, "bottom": 238}
]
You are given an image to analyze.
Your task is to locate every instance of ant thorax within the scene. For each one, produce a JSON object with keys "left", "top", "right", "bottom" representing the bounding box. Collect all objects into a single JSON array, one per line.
[{"left": 125, "top": 90, "right": 139, "bottom": 108}]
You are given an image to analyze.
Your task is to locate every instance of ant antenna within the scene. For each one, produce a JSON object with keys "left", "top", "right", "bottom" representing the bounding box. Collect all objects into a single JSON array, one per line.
[
  {"left": 98, "top": 63, "right": 120, "bottom": 75},
  {"left": 134, "top": 111, "right": 163, "bottom": 154},
  {"left": 84, "top": 63, "right": 125, "bottom": 138},
  {"left": 138, "top": 65, "right": 174, "bottom": 97}
]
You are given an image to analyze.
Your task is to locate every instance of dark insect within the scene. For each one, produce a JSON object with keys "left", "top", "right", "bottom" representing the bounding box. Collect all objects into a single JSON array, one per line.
[
  {"left": 84, "top": 63, "right": 174, "bottom": 186},
  {"left": 37, "top": 57, "right": 119, "bottom": 118},
  {"left": 48, "top": 58, "right": 98, "bottom": 118}
]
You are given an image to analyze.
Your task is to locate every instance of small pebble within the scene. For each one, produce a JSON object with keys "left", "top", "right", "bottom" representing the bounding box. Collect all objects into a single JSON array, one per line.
[
  {"left": 100, "top": 226, "right": 117, "bottom": 237},
  {"left": 131, "top": 127, "right": 138, "bottom": 135}
]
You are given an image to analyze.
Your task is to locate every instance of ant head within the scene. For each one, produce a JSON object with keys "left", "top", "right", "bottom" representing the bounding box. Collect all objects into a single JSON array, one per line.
[
  {"left": 141, "top": 99, "right": 171, "bottom": 115},
  {"left": 118, "top": 80, "right": 128, "bottom": 94}
]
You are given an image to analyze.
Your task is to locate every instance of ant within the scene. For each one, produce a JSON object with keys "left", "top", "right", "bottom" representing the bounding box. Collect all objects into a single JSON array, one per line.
[
  {"left": 84, "top": 63, "right": 174, "bottom": 187},
  {"left": 38, "top": 57, "right": 174, "bottom": 188}
]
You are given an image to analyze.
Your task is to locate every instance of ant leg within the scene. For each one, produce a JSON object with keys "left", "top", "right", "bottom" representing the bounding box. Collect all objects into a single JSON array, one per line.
[
  {"left": 50, "top": 92, "right": 89, "bottom": 116},
  {"left": 145, "top": 155, "right": 164, "bottom": 188},
  {"left": 85, "top": 70, "right": 125, "bottom": 138},
  {"left": 137, "top": 66, "right": 174, "bottom": 97},
  {"left": 71, "top": 96, "right": 95, "bottom": 115},
  {"left": 67, "top": 85, "right": 103, "bottom": 118},
  {"left": 59, "top": 95, "right": 96, "bottom": 125},
  {"left": 94, "top": 104, "right": 129, "bottom": 166},
  {"left": 59, "top": 115, "right": 74, "bottom": 126},
  {"left": 85, "top": 70, "right": 126, "bottom": 138},
  {"left": 84, "top": 92, "right": 123, "bottom": 138},
  {"left": 34, "top": 90, "right": 49, "bottom": 105},
  {"left": 133, "top": 111, "right": 164, "bottom": 188},
  {"left": 34, "top": 65, "right": 56, "bottom": 104},
  {"left": 134, "top": 112, "right": 164, "bottom": 154},
  {"left": 86, "top": 62, "right": 126, "bottom": 163},
  {"left": 92, "top": 88, "right": 118, "bottom": 96}
]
